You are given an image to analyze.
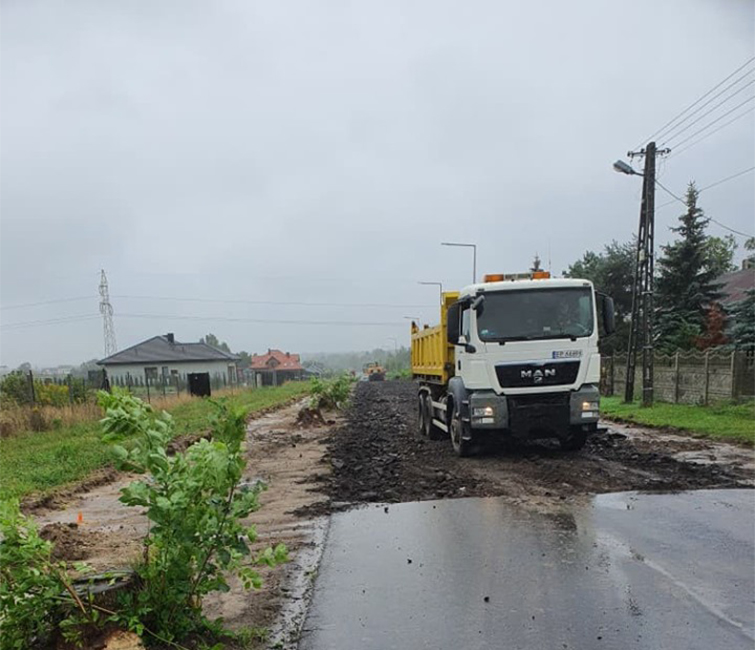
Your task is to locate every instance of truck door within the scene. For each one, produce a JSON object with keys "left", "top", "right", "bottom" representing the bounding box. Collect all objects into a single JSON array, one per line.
[{"left": 457, "top": 305, "right": 472, "bottom": 377}]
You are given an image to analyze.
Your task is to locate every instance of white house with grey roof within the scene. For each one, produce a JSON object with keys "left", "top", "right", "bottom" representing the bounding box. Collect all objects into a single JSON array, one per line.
[{"left": 97, "top": 333, "right": 239, "bottom": 386}]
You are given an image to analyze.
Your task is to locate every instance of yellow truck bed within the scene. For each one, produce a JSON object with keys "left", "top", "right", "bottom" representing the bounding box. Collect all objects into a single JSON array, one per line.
[{"left": 411, "top": 292, "right": 459, "bottom": 385}]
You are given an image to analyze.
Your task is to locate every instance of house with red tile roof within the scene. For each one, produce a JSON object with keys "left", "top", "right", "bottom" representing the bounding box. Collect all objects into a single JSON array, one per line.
[
  {"left": 718, "top": 265, "right": 755, "bottom": 306},
  {"left": 250, "top": 349, "right": 304, "bottom": 386}
]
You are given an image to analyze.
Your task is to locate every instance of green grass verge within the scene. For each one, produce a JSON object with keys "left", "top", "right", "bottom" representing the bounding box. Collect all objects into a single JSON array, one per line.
[
  {"left": 601, "top": 396, "right": 755, "bottom": 445},
  {"left": 0, "top": 383, "right": 310, "bottom": 502}
]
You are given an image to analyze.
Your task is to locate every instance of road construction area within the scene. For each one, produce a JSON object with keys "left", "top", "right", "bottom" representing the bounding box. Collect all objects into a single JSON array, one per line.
[
  {"left": 313, "top": 381, "right": 753, "bottom": 512},
  {"left": 28, "top": 381, "right": 754, "bottom": 649},
  {"left": 300, "top": 381, "right": 754, "bottom": 650}
]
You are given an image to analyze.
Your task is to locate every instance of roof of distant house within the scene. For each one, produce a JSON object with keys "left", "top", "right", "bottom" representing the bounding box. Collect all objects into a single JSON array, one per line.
[
  {"left": 97, "top": 334, "right": 239, "bottom": 366},
  {"left": 250, "top": 349, "right": 303, "bottom": 371},
  {"left": 718, "top": 267, "right": 755, "bottom": 305}
]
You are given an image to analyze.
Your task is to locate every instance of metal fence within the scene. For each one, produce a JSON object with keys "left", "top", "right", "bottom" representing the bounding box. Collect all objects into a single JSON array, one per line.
[
  {"left": 0, "top": 369, "right": 240, "bottom": 406},
  {"left": 602, "top": 349, "right": 755, "bottom": 404}
]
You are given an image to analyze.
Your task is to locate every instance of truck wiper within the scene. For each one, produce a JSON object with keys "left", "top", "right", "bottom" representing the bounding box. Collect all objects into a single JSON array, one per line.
[
  {"left": 494, "top": 336, "right": 535, "bottom": 344},
  {"left": 548, "top": 334, "right": 578, "bottom": 342}
]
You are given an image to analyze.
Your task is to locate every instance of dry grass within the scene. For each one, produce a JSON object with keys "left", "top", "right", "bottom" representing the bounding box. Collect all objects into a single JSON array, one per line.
[{"left": 0, "top": 388, "right": 242, "bottom": 438}]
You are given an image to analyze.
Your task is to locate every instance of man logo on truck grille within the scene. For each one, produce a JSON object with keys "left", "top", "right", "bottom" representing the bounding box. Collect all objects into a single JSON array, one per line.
[{"left": 521, "top": 368, "right": 556, "bottom": 384}]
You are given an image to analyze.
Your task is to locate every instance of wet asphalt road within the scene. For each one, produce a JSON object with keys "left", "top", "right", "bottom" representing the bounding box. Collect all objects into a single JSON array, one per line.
[{"left": 299, "top": 490, "right": 754, "bottom": 650}]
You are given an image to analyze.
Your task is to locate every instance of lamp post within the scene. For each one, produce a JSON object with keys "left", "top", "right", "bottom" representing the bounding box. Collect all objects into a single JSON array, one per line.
[
  {"left": 441, "top": 242, "right": 477, "bottom": 284},
  {"left": 418, "top": 281, "right": 443, "bottom": 304}
]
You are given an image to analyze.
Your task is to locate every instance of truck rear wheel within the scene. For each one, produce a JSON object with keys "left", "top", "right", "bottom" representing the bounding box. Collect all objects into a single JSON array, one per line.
[
  {"left": 418, "top": 395, "right": 426, "bottom": 435},
  {"left": 450, "top": 404, "right": 474, "bottom": 457},
  {"left": 420, "top": 393, "right": 444, "bottom": 440}
]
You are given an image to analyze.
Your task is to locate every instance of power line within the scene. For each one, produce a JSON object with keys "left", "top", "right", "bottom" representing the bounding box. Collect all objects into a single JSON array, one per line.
[
  {"left": 654, "top": 179, "right": 685, "bottom": 204},
  {"left": 707, "top": 218, "right": 755, "bottom": 239},
  {"left": 635, "top": 56, "right": 755, "bottom": 149},
  {"left": 661, "top": 78, "right": 755, "bottom": 145},
  {"left": 667, "top": 95, "right": 755, "bottom": 150},
  {"left": 0, "top": 314, "right": 100, "bottom": 331},
  {"left": 0, "top": 296, "right": 95, "bottom": 311},
  {"left": 0, "top": 311, "right": 413, "bottom": 331},
  {"left": 113, "top": 295, "right": 436, "bottom": 309},
  {"left": 0, "top": 294, "right": 436, "bottom": 312},
  {"left": 668, "top": 106, "right": 755, "bottom": 160},
  {"left": 116, "top": 313, "right": 408, "bottom": 327},
  {"left": 699, "top": 165, "right": 755, "bottom": 193},
  {"left": 654, "top": 167, "right": 755, "bottom": 238},
  {"left": 656, "top": 165, "right": 755, "bottom": 209},
  {"left": 653, "top": 68, "right": 754, "bottom": 144}
]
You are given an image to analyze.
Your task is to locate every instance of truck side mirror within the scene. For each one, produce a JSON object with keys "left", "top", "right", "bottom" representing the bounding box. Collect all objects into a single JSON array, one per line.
[
  {"left": 599, "top": 294, "right": 616, "bottom": 335},
  {"left": 447, "top": 302, "right": 461, "bottom": 344}
]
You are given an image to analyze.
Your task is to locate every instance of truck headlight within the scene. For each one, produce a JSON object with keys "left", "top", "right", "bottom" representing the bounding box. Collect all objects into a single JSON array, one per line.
[
  {"left": 473, "top": 406, "right": 494, "bottom": 417},
  {"left": 582, "top": 401, "right": 599, "bottom": 411}
]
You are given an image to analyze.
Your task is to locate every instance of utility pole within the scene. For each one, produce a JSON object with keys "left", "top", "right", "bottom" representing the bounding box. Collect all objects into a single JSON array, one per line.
[
  {"left": 623, "top": 142, "right": 668, "bottom": 406},
  {"left": 99, "top": 269, "right": 118, "bottom": 357}
]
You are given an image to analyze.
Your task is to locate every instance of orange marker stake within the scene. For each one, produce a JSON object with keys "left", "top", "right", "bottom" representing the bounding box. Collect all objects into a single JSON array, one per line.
[{"left": 77, "top": 511, "right": 83, "bottom": 525}]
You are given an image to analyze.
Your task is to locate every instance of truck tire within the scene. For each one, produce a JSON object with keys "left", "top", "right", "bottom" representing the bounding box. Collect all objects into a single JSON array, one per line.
[
  {"left": 450, "top": 403, "right": 474, "bottom": 457},
  {"left": 420, "top": 393, "right": 444, "bottom": 440},
  {"left": 559, "top": 427, "right": 587, "bottom": 451},
  {"left": 418, "top": 395, "right": 426, "bottom": 435}
]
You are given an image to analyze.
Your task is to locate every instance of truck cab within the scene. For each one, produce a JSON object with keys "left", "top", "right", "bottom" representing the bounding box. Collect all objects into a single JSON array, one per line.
[{"left": 412, "top": 272, "right": 615, "bottom": 455}]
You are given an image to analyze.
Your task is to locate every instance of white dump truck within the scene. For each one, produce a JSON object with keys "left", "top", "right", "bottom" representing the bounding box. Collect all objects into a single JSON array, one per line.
[{"left": 411, "top": 271, "right": 615, "bottom": 455}]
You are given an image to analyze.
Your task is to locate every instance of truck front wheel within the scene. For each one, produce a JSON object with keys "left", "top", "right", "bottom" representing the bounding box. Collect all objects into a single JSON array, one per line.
[
  {"left": 450, "top": 405, "right": 474, "bottom": 457},
  {"left": 559, "top": 426, "right": 587, "bottom": 451}
]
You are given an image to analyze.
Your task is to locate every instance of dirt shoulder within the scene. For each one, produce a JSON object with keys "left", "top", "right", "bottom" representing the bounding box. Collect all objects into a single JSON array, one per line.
[
  {"left": 32, "top": 399, "right": 336, "bottom": 649},
  {"left": 315, "top": 382, "right": 753, "bottom": 514}
]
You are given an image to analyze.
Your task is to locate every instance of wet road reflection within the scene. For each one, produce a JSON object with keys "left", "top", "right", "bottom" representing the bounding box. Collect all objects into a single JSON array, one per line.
[{"left": 300, "top": 490, "right": 754, "bottom": 650}]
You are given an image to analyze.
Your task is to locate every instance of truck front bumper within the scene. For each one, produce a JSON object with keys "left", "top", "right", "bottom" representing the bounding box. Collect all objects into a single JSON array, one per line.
[{"left": 468, "top": 385, "right": 600, "bottom": 431}]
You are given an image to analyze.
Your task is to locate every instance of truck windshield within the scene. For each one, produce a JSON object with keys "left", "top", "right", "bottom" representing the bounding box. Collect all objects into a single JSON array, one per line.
[{"left": 476, "top": 287, "right": 594, "bottom": 342}]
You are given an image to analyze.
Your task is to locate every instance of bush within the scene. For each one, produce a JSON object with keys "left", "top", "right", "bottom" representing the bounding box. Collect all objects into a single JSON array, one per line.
[
  {"left": 99, "top": 389, "right": 287, "bottom": 642},
  {"left": 0, "top": 372, "right": 32, "bottom": 406},
  {"left": 309, "top": 374, "right": 354, "bottom": 410},
  {"left": 36, "top": 383, "right": 69, "bottom": 408},
  {"left": 0, "top": 501, "right": 63, "bottom": 650}
]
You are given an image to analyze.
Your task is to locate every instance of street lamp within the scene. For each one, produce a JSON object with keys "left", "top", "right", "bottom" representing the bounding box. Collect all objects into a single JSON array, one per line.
[
  {"left": 441, "top": 242, "right": 477, "bottom": 284},
  {"left": 403, "top": 316, "right": 420, "bottom": 322},
  {"left": 386, "top": 337, "right": 398, "bottom": 352},
  {"left": 613, "top": 160, "right": 642, "bottom": 176},
  {"left": 418, "top": 281, "right": 443, "bottom": 304}
]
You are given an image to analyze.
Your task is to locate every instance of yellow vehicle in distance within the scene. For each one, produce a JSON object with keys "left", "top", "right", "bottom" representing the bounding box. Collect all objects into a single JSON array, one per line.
[{"left": 363, "top": 362, "right": 386, "bottom": 382}]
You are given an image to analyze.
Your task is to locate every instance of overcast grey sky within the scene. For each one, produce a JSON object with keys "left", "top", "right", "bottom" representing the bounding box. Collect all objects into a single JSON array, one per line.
[{"left": 1, "top": 0, "right": 753, "bottom": 367}]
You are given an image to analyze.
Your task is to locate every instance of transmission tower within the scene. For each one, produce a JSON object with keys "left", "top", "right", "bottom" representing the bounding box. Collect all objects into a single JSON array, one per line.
[{"left": 99, "top": 270, "right": 117, "bottom": 356}]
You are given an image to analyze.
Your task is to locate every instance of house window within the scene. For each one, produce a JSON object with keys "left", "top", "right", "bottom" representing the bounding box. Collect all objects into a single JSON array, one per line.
[{"left": 145, "top": 367, "right": 158, "bottom": 381}]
